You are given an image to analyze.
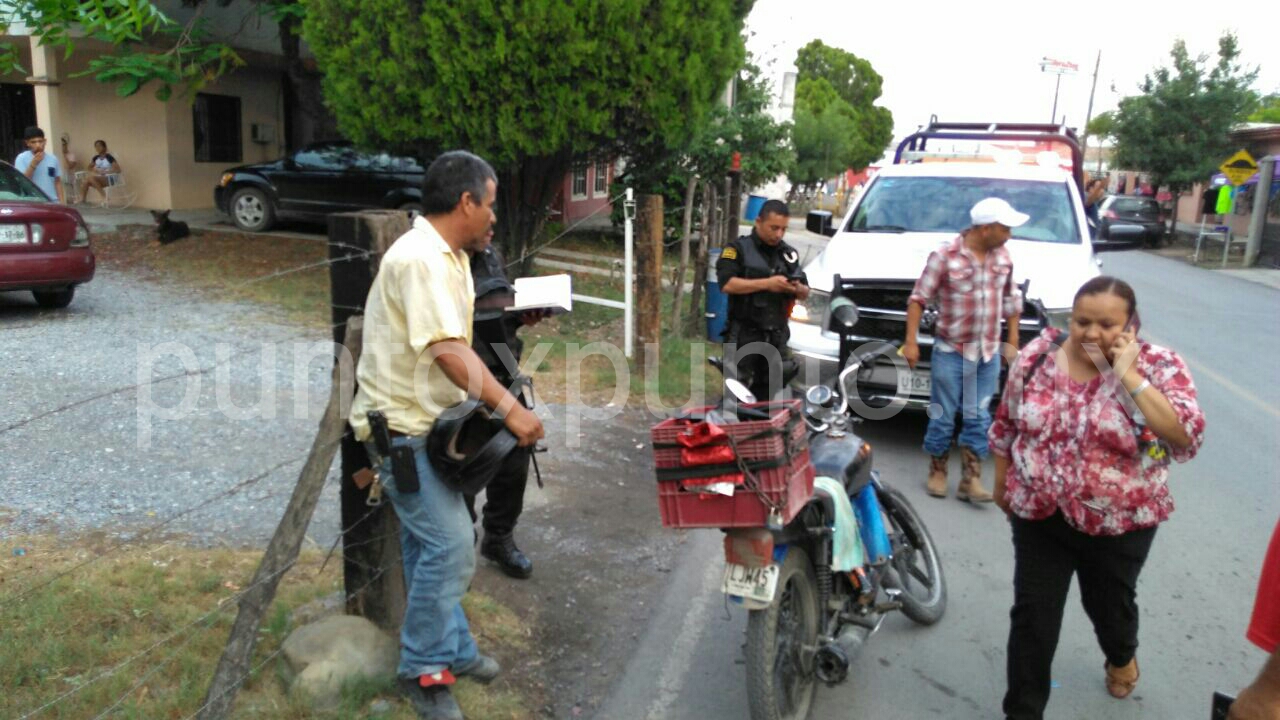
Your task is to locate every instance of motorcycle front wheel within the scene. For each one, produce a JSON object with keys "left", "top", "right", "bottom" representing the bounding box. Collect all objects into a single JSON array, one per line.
[
  {"left": 879, "top": 485, "right": 947, "bottom": 625},
  {"left": 745, "top": 546, "right": 819, "bottom": 720}
]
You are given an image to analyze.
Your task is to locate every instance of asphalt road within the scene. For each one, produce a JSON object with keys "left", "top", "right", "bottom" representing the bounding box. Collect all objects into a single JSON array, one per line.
[{"left": 601, "top": 250, "right": 1280, "bottom": 719}]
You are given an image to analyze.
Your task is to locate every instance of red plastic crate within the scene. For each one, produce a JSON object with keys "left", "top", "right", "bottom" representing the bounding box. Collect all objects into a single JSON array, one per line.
[
  {"left": 656, "top": 451, "right": 815, "bottom": 529},
  {"left": 650, "top": 400, "right": 806, "bottom": 468}
]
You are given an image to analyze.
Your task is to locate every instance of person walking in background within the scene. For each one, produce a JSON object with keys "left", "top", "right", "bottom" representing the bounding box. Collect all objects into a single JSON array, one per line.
[
  {"left": 903, "top": 197, "right": 1025, "bottom": 502},
  {"left": 990, "top": 276, "right": 1206, "bottom": 720},
  {"left": 14, "top": 126, "right": 65, "bottom": 203},
  {"left": 1228, "top": 519, "right": 1280, "bottom": 719}
]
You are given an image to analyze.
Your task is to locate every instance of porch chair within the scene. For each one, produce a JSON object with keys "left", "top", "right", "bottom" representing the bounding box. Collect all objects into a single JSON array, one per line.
[
  {"left": 1192, "top": 217, "right": 1237, "bottom": 267},
  {"left": 74, "top": 171, "right": 138, "bottom": 210}
]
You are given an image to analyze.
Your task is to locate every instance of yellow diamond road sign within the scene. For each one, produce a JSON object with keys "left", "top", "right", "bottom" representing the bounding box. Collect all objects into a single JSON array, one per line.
[{"left": 1219, "top": 149, "right": 1258, "bottom": 186}]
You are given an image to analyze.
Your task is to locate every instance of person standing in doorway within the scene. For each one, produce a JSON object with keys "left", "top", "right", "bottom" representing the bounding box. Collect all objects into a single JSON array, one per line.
[
  {"left": 903, "top": 197, "right": 1025, "bottom": 502},
  {"left": 14, "top": 126, "right": 65, "bottom": 204}
]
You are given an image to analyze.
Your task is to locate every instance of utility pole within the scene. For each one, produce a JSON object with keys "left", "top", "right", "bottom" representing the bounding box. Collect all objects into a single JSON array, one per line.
[{"left": 1081, "top": 50, "right": 1102, "bottom": 163}]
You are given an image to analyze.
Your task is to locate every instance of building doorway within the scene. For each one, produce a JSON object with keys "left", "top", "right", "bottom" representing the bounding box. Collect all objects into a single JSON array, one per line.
[{"left": 0, "top": 83, "right": 36, "bottom": 163}]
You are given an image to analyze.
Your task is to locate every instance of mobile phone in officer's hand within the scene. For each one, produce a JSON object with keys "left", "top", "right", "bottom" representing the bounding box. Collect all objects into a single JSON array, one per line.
[{"left": 1211, "top": 691, "right": 1234, "bottom": 720}]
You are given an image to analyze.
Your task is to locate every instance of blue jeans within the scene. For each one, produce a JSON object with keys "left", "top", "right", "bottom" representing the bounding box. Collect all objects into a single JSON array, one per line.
[
  {"left": 922, "top": 348, "right": 999, "bottom": 458},
  {"left": 377, "top": 435, "right": 478, "bottom": 678}
]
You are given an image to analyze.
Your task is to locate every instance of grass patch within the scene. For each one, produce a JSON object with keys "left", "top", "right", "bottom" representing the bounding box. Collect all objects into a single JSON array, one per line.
[
  {"left": 0, "top": 535, "right": 533, "bottom": 720},
  {"left": 93, "top": 226, "right": 332, "bottom": 328}
]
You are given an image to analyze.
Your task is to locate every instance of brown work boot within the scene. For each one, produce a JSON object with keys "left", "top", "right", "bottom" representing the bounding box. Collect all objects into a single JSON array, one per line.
[
  {"left": 1104, "top": 658, "right": 1139, "bottom": 699},
  {"left": 956, "top": 447, "right": 993, "bottom": 503},
  {"left": 926, "top": 451, "right": 949, "bottom": 498}
]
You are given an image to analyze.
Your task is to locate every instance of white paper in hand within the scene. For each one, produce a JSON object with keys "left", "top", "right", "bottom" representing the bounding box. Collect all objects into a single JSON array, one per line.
[{"left": 504, "top": 274, "right": 573, "bottom": 315}]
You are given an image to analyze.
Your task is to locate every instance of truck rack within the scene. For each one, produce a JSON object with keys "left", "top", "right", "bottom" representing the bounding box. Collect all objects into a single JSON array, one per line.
[{"left": 893, "top": 117, "right": 1084, "bottom": 192}]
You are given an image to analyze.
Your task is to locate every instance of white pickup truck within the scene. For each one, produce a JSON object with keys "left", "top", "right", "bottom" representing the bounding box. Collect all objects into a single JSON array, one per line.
[{"left": 788, "top": 121, "right": 1103, "bottom": 412}]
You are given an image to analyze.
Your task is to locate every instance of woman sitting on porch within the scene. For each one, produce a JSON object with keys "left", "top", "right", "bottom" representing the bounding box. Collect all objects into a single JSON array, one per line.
[{"left": 77, "top": 140, "right": 122, "bottom": 204}]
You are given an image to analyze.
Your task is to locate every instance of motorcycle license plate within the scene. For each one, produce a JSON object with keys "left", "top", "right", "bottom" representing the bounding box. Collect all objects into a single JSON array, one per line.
[{"left": 722, "top": 562, "right": 779, "bottom": 603}]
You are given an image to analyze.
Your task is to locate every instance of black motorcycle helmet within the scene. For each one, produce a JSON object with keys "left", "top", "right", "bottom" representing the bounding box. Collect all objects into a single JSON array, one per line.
[{"left": 427, "top": 398, "right": 520, "bottom": 495}]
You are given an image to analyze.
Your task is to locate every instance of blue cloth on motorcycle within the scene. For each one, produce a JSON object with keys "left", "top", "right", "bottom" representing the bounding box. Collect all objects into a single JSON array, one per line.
[{"left": 813, "top": 476, "right": 865, "bottom": 571}]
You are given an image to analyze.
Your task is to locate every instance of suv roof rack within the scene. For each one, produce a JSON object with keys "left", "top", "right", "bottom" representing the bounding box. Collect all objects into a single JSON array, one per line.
[{"left": 894, "top": 117, "right": 1083, "bottom": 192}]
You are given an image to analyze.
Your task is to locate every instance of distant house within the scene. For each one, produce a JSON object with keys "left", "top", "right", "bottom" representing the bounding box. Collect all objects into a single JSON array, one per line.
[
  {"left": 1, "top": 0, "right": 321, "bottom": 210},
  {"left": 553, "top": 158, "right": 616, "bottom": 226}
]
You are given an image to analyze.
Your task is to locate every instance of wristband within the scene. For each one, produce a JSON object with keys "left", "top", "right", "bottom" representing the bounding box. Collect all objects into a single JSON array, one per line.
[{"left": 1128, "top": 378, "right": 1151, "bottom": 399}]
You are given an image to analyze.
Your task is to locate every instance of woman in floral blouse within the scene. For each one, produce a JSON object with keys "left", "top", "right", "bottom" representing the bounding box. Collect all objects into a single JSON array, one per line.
[{"left": 990, "top": 276, "right": 1206, "bottom": 720}]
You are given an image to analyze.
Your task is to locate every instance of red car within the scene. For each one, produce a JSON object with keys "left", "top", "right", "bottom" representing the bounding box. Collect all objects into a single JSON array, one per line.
[{"left": 0, "top": 161, "right": 95, "bottom": 308}]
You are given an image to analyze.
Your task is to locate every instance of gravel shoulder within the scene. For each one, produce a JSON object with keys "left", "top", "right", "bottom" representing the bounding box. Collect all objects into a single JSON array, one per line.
[{"left": 1, "top": 237, "right": 686, "bottom": 718}]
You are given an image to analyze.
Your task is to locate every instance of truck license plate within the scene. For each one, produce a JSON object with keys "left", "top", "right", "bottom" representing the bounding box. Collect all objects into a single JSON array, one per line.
[
  {"left": 722, "top": 562, "right": 779, "bottom": 603},
  {"left": 898, "top": 369, "right": 931, "bottom": 396}
]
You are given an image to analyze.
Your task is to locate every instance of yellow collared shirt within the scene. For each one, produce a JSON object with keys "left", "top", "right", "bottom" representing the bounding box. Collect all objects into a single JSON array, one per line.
[{"left": 349, "top": 216, "right": 475, "bottom": 441}]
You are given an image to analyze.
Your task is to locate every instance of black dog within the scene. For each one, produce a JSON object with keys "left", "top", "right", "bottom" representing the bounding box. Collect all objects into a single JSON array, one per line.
[{"left": 151, "top": 210, "right": 190, "bottom": 245}]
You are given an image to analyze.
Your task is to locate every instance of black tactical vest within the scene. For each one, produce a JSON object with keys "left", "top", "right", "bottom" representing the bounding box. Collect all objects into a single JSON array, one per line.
[{"left": 728, "top": 234, "right": 791, "bottom": 330}]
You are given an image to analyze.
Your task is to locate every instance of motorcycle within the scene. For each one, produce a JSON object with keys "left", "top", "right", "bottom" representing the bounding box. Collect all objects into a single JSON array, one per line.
[{"left": 703, "top": 285, "right": 947, "bottom": 720}]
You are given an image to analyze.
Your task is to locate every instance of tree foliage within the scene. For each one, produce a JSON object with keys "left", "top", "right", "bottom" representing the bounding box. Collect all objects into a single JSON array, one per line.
[
  {"left": 1111, "top": 33, "right": 1259, "bottom": 193},
  {"left": 1248, "top": 93, "right": 1280, "bottom": 123},
  {"left": 0, "top": 0, "right": 242, "bottom": 100},
  {"left": 616, "top": 57, "right": 794, "bottom": 229},
  {"left": 789, "top": 39, "right": 892, "bottom": 188},
  {"left": 1086, "top": 110, "right": 1115, "bottom": 142},
  {"left": 302, "top": 0, "right": 752, "bottom": 262}
]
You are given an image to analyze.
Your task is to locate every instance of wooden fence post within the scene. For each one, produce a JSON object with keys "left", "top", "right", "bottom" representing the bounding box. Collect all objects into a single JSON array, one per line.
[
  {"left": 634, "top": 194, "right": 664, "bottom": 371},
  {"left": 326, "top": 210, "right": 411, "bottom": 630},
  {"left": 197, "top": 318, "right": 363, "bottom": 719}
]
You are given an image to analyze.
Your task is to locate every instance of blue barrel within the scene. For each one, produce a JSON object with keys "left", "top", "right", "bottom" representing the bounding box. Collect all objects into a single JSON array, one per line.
[
  {"left": 705, "top": 249, "right": 730, "bottom": 341},
  {"left": 744, "top": 194, "right": 767, "bottom": 222}
]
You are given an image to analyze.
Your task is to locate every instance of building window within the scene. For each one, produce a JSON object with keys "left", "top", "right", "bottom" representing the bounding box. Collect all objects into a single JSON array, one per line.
[
  {"left": 193, "top": 93, "right": 242, "bottom": 163},
  {"left": 571, "top": 164, "right": 588, "bottom": 200},
  {"left": 594, "top": 160, "right": 609, "bottom": 196}
]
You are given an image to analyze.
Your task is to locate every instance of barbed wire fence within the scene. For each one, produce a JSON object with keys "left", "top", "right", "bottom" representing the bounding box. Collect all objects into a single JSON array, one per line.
[{"left": 1, "top": 186, "right": 687, "bottom": 717}]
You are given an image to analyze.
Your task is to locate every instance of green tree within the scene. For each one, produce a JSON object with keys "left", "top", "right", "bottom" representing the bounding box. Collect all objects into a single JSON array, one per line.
[
  {"left": 790, "top": 40, "right": 892, "bottom": 186},
  {"left": 1086, "top": 110, "right": 1116, "bottom": 142},
  {"left": 0, "top": 0, "right": 241, "bottom": 100},
  {"left": 1248, "top": 93, "right": 1280, "bottom": 123},
  {"left": 302, "top": 0, "right": 752, "bottom": 264},
  {"left": 1112, "top": 33, "right": 1259, "bottom": 217},
  {"left": 790, "top": 103, "right": 858, "bottom": 189}
]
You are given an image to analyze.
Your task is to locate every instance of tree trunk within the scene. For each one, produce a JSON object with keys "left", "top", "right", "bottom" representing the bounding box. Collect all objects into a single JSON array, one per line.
[
  {"left": 669, "top": 175, "right": 698, "bottom": 332},
  {"left": 495, "top": 151, "right": 572, "bottom": 277},
  {"left": 686, "top": 182, "right": 714, "bottom": 338},
  {"left": 278, "top": 12, "right": 339, "bottom": 146},
  {"left": 635, "top": 194, "right": 664, "bottom": 371}
]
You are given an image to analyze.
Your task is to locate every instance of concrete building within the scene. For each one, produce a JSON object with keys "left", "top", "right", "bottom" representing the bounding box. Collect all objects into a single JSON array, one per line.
[{"left": 2, "top": 0, "right": 301, "bottom": 210}]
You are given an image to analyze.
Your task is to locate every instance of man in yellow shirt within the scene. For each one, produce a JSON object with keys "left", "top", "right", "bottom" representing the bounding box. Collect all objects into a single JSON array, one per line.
[{"left": 349, "top": 150, "right": 543, "bottom": 720}]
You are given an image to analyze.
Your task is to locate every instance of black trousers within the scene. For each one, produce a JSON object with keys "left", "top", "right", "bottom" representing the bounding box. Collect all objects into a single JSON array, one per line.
[
  {"left": 1004, "top": 511, "right": 1158, "bottom": 720},
  {"left": 464, "top": 445, "right": 530, "bottom": 538},
  {"left": 724, "top": 322, "right": 794, "bottom": 402}
]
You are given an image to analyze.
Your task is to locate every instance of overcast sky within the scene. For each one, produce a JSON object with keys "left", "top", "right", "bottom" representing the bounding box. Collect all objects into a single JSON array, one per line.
[{"left": 745, "top": 0, "right": 1276, "bottom": 153}]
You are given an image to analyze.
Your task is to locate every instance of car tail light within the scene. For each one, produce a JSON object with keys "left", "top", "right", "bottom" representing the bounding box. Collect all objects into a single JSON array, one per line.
[
  {"left": 1103, "top": 209, "right": 1118, "bottom": 219},
  {"left": 30, "top": 223, "right": 43, "bottom": 245},
  {"left": 71, "top": 223, "right": 90, "bottom": 247}
]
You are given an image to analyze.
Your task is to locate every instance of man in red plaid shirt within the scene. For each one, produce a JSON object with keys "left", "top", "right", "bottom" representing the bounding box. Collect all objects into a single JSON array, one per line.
[{"left": 903, "top": 197, "right": 1025, "bottom": 501}]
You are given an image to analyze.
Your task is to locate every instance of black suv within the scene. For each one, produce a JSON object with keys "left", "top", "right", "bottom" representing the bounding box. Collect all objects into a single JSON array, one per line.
[
  {"left": 1095, "top": 195, "right": 1166, "bottom": 248},
  {"left": 215, "top": 141, "right": 425, "bottom": 232}
]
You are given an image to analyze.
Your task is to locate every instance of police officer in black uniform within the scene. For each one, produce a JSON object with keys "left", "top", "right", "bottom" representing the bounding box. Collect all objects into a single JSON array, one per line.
[
  {"left": 466, "top": 245, "right": 545, "bottom": 579},
  {"left": 716, "top": 199, "right": 809, "bottom": 401}
]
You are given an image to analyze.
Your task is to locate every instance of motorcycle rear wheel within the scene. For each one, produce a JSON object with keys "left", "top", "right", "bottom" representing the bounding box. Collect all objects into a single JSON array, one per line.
[
  {"left": 879, "top": 485, "right": 947, "bottom": 625},
  {"left": 745, "top": 546, "right": 819, "bottom": 720}
]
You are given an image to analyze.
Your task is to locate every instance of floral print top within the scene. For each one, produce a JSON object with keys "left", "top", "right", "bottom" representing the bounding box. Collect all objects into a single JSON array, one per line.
[{"left": 989, "top": 329, "right": 1206, "bottom": 536}]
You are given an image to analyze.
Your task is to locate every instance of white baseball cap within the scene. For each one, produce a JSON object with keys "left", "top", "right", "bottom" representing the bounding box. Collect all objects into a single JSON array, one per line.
[{"left": 970, "top": 198, "right": 1029, "bottom": 228}]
